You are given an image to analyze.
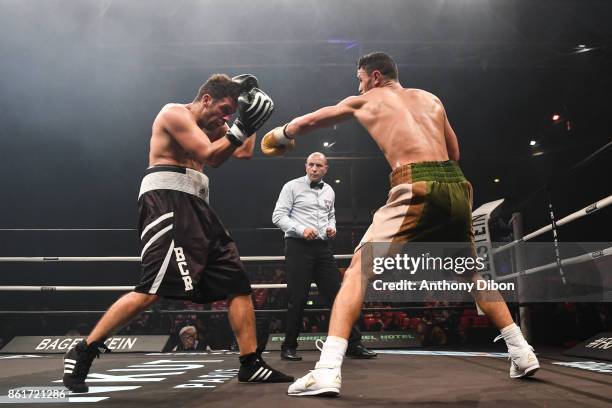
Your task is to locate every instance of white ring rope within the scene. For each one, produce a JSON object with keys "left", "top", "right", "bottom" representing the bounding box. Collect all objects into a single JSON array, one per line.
[
  {"left": 493, "top": 194, "right": 611, "bottom": 255},
  {"left": 0, "top": 194, "right": 607, "bottom": 263},
  {"left": 1, "top": 246, "right": 609, "bottom": 292},
  {"left": 0, "top": 256, "right": 141, "bottom": 262},
  {"left": 0, "top": 228, "right": 136, "bottom": 232},
  {"left": 0, "top": 255, "right": 354, "bottom": 263},
  {"left": 0, "top": 195, "right": 608, "bottom": 293},
  {"left": 0, "top": 283, "right": 313, "bottom": 292},
  {"left": 496, "top": 245, "right": 612, "bottom": 282},
  {"left": 1, "top": 195, "right": 608, "bottom": 264}
]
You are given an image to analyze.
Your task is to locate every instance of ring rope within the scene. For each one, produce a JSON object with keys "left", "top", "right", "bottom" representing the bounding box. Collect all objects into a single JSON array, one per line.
[
  {"left": 493, "top": 194, "right": 611, "bottom": 256},
  {"left": 0, "top": 283, "right": 316, "bottom": 292},
  {"left": 0, "top": 228, "right": 136, "bottom": 232},
  {"left": 0, "top": 306, "right": 472, "bottom": 315},
  {"left": 1, "top": 245, "right": 609, "bottom": 292},
  {"left": 496, "top": 245, "right": 612, "bottom": 282},
  {"left": 0, "top": 195, "right": 608, "bottom": 296},
  {"left": 0, "top": 195, "right": 607, "bottom": 263},
  {"left": 0, "top": 254, "right": 354, "bottom": 263}
]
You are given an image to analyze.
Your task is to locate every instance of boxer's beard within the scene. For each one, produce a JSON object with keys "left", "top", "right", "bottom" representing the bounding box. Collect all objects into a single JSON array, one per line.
[{"left": 365, "top": 77, "right": 376, "bottom": 91}]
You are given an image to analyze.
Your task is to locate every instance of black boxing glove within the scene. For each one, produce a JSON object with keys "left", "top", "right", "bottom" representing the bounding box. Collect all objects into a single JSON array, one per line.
[
  {"left": 226, "top": 88, "right": 274, "bottom": 146},
  {"left": 232, "top": 74, "right": 259, "bottom": 94}
]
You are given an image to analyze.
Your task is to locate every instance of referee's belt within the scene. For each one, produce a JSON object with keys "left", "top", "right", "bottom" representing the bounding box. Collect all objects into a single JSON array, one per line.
[{"left": 286, "top": 237, "right": 329, "bottom": 243}]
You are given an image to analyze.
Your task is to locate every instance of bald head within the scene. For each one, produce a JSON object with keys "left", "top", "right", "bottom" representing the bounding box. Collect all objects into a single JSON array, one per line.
[
  {"left": 305, "top": 152, "right": 328, "bottom": 182},
  {"left": 307, "top": 152, "right": 327, "bottom": 165}
]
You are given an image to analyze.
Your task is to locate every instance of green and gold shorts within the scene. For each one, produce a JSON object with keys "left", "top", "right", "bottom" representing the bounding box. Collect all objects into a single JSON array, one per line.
[{"left": 357, "top": 161, "right": 474, "bottom": 251}]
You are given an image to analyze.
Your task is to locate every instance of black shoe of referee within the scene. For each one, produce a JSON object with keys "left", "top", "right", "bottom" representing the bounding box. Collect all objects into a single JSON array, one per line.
[
  {"left": 63, "top": 340, "right": 110, "bottom": 393},
  {"left": 238, "top": 352, "right": 294, "bottom": 383}
]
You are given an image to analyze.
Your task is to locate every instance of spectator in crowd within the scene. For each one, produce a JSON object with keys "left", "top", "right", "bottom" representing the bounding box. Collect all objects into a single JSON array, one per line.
[{"left": 173, "top": 325, "right": 207, "bottom": 351}]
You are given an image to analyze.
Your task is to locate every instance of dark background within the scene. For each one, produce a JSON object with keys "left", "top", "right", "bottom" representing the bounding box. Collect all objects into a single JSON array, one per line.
[
  {"left": 0, "top": 1, "right": 610, "bottom": 336},
  {"left": 1, "top": 1, "right": 610, "bottom": 245}
]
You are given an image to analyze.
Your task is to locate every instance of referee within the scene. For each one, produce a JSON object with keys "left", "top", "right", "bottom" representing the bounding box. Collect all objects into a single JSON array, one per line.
[{"left": 272, "top": 152, "right": 376, "bottom": 361}]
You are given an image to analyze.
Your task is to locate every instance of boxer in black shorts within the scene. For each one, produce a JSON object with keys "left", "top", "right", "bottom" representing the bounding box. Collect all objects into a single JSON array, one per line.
[
  {"left": 63, "top": 74, "right": 292, "bottom": 393},
  {"left": 135, "top": 165, "right": 252, "bottom": 303}
]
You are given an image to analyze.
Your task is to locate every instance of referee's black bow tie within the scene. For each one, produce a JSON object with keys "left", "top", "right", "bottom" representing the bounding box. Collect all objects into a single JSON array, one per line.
[{"left": 310, "top": 181, "right": 324, "bottom": 189}]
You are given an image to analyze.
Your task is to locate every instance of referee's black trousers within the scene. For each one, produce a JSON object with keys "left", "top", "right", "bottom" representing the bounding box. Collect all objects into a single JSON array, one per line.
[{"left": 282, "top": 237, "right": 361, "bottom": 350}]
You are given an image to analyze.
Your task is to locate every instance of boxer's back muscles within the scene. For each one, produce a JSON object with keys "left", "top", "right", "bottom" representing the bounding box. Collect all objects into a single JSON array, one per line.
[
  {"left": 277, "top": 84, "right": 461, "bottom": 169},
  {"left": 353, "top": 87, "right": 459, "bottom": 169}
]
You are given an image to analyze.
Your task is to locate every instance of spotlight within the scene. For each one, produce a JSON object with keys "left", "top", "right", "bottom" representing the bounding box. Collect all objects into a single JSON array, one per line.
[
  {"left": 529, "top": 140, "right": 537, "bottom": 146},
  {"left": 335, "top": 179, "right": 341, "bottom": 184},
  {"left": 494, "top": 178, "right": 500, "bottom": 183},
  {"left": 552, "top": 114, "right": 561, "bottom": 121},
  {"left": 323, "top": 142, "right": 329, "bottom": 147},
  {"left": 574, "top": 44, "right": 594, "bottom": 54}
]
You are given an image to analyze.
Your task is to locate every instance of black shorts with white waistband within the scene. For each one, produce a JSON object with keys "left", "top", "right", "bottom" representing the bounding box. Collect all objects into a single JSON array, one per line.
[{"left": 133, "top": 165, "right": 252, "bottom": 304}]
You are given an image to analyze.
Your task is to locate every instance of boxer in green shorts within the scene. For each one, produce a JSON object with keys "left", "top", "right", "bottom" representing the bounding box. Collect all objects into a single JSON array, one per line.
[
  {"left": 262, "top": 52, "right": 539, "bottom": 397},
  {"left": 358, "top": 160, "right": 473, "bottom": 249}
]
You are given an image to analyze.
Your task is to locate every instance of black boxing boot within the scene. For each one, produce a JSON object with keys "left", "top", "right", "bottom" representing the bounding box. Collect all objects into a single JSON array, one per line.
[
  {"left": 63, "top": 340, "right": 110, "bottom": 393},
  {"left": 238, "top": 352, "right": 294, "bottom": 383}
]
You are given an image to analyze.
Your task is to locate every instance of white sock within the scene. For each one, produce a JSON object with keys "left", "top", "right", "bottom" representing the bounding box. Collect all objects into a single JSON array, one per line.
[
  {"left": 500, "top": 323, "right": 529, "bottom": 349},
  {"left": 316, "top": 336, "right": 347, "bottom": 369}
]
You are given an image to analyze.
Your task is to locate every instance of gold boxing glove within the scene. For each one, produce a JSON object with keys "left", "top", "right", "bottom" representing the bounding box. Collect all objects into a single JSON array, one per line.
[{"left": 261, "top": 125, "right": 296, "bottom": 156}]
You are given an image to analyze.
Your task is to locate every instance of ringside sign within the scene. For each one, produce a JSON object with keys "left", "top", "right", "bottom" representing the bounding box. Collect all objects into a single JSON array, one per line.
[{"left": 0, "top": 336, "right": 170, "bottom": 354}]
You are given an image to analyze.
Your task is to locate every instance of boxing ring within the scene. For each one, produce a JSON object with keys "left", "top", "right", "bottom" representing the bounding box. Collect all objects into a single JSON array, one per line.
[
  {"left": 0, "top": 349, "right": 610, "bottom": 406},
  {"left": 0, "top": 193, "right": 610, "bottom": 406}
]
